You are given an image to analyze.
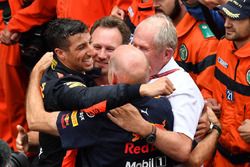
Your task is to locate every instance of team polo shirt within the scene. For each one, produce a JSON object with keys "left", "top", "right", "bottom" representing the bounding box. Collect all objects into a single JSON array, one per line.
[{"left": 57, "top": 96, "right": 176, "bottom": 167}]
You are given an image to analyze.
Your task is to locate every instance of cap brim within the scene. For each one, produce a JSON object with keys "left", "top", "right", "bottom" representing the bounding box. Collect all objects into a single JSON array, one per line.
[{"left": 216, "top": 2, "right": 248, "bottom": 20}]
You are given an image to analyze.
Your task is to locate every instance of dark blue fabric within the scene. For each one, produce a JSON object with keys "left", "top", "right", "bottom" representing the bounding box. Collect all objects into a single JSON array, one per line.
[
  {"left": 185, "top": 4, "right": 225, "bottom": 36},
  {"left": 57, "top": 96, "right": 175, "bottom": 167}
]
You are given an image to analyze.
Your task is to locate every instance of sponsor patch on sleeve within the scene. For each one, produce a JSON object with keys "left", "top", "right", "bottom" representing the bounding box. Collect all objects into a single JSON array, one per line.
[{"left": 64, "top": 82, "right": 86, "bottom": 88}]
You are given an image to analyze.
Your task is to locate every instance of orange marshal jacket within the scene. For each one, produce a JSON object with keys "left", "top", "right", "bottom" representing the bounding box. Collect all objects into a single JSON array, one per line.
[
  {"left": 214, "top": 39, "right": 250, "bottom": 155},
  {"left": 7, "top": 0, "right": 56, "bottom": 33},
  {"left": 57, "top": 0, "right": 116, "bottom": 27},
  {"left": 174, "top": 12, "right": 219, "bottom": 97},
  {"left": 0, "top": 0, "right": 29, "bottom": 151},
  {"left": 7, "top": 0, "right": 116, "bottom": 32},
  {"left": 116, "top": 0, "right": 154, "bottom": 26}
]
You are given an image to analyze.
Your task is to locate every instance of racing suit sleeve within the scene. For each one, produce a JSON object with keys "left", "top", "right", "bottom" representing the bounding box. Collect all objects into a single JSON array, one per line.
[{"left": 42, "top": 75, "right": 141, "bottom": 113}]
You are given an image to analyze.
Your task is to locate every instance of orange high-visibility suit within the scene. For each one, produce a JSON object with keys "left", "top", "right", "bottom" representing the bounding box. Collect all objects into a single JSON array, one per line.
[
  {"left": 116, "top": 0, "right": 154, "bottom": 26},
  {"left": 0, "top": 0, "right": 56, "bottom": 151},
  {"left": 174, "top": 13, "right": 219, "bottom": 97},
  {"left": 0, "top": 0, "right": 10, "bottom": 147},
  {"left": 210, "top": 39, "right": 250, "bottom": 167},
  {"left": 57, "top": 0, "right": 116, "bottom": 27},
  {"left": 4, "top": 0, "right": 118, "bottom": 165},
  {"left": 0, "top": 0, "right": 29, "bottom": 151},
  {"left": 8, "top": 0, "right": 115, "bottom": 31}
]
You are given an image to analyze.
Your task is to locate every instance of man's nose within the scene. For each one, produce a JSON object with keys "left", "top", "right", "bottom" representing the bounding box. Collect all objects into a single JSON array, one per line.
[
  {"left": 98, "top": 48, "right": 107, "bottom": 59},
  {"left": 87, "top": 44, "right": 95, "bottom": 56}
]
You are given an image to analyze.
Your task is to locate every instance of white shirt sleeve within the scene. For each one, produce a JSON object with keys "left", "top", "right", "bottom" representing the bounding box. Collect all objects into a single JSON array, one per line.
[{"left": 167, "top": 70, "right": 204, "bottom": 140}]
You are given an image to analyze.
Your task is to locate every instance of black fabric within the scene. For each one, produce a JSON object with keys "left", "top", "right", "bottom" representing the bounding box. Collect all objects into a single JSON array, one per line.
[
  {"left": 124, "top": 15, "right": 136, "bottom": 34},
  {"left": 138, "top": 6, "right": 153, "bottom": 11},
  {"left": 215, "top": 67, "right": 250, "bottom": 96},
  {"left": 176, "top": 54, "right": 216, "bottom": 74},
  {"left": 217, "top": 142, "right": 250, "bottom": 164},
  {"left": 0, "top": 1, "right": 11, "bottom": 24},
  {"left": 20, "top": 23, "right": 49, "bottom": 72},
  {"left": 57, "top": 96, "right": 177, "bottom": 167}
]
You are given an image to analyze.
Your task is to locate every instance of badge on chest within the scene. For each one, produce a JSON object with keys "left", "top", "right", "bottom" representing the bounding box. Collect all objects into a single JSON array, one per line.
[{"left": 226, "top": 89, "right": 234, "bottom": 102}]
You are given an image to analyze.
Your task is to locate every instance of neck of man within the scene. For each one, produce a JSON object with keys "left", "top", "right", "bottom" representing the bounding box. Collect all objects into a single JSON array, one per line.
[
  {"left": 169, "top": 1, "right": 186, "bottom": 26},
  {"left": 234, "top": 38, "right": 250, "bottom": 50},
  {"left": 173, "top": 11, "right": 186, "bottom": 26},
  {"left": 94, "top": 75, "right": 109, "bottom": 85}
]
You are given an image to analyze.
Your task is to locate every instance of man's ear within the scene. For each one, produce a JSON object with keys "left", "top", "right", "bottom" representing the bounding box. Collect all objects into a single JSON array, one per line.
[
  {"left": 148, "top": 66, "right": 152, "bottom": 76},
  {"left": 109, "top": 70, "right": 118, "bottom": 85},
  {"left": 164, "top": 47, "right": 174, "bottom": 61},
  {"left": 54, "top": 48, "right": 65, "bottom": 61}
]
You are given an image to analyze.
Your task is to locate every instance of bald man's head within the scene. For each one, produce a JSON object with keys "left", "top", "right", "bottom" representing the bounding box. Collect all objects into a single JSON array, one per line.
[{"left": 108, "top": 45, "right": 151, "bottom": 84}]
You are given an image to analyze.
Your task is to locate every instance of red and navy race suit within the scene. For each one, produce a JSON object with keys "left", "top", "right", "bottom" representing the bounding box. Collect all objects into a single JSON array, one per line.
[
  {"left": 39, "top": 56, "right": 144, "bottom": 166},
  {"left": 57, "top": 96, "right": 175, "bottom": 167}
]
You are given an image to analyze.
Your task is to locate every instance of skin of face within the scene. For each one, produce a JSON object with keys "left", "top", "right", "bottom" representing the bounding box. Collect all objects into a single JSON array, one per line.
[
  {"left": 224, "top": 16, "right": 250, "bottom": 48},
  {"left": 133, "top": 24, "right": 166, "bottom": 76},
  {"left": 63, "top": 32, "right": 94, "bottom": 72},
  {"left": 154, "top": 0, "right": 181, "bottom": 20},
  {"left": 91, "top": 27, "right": 123, "bottom": 75},
  {"left": 108, "top": 45, "right": 150, "bottom": 84}
]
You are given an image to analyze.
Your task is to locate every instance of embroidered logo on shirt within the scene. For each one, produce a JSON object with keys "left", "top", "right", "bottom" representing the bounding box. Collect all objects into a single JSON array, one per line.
[
  {"left": 64, "top": 82, "right": 86, "bottom": 88},
  {"left": 79, "top": 112, "right": 85, "bottom": 121},
  {"left": 131, "top": 133, "right": 141, "bottom": 142},
  {"left": 246, "top": 69, "right": 250, "bottom": 85},
  {"left": 51, "top": 58, "right": 57, "bottom": 70},
  {"left": 64, "top": 114, "right": 70, "bottom": 126},
  {"left": 218, "top": 57, "right": 228, "bottom": 68},
  {"left": 128, "top": 6, "right": 134, "bottom": 18},
  {"left": 71, "top": 111, "right": 79, "bottom": 127},
  {"left": 140, "top": 108, "right": 149, "bottom": 116},
  {"left": 179, "top": 44, "right": 188, "bottom": 61},
  {"left": 61, "top": 113, "right": 70, "bottom": 129},
  {"left": 226, "top": 89, "right": 234, "bottom": 101}
]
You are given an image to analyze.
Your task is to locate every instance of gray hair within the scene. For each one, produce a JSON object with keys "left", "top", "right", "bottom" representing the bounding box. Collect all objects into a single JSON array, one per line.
[{"left": 140, "top": 14, "right": 178, "bottom": 52}]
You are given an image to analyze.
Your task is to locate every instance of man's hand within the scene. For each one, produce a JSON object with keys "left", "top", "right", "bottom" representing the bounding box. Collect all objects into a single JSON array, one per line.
[
  {"left": 140, "top": 76, "right": 175, "bottom": 97},
  {"left": 198, "top": 0, "right": 228, "bottom": 8},
  {"left": 195, "top": 110, "right": 210, "bottom": 142},
  {"left": 32, "top": 52, "right": 53, "bottom": 74},
  {"left": 107, "top": 103, "right": 152, "bottom": 137},
  {"left": 111, "top": 5, "right": 125, "bottom": 20},
  {"left": 207, "top": 106, "right": 220, "bottom": 128},
  {"left": 0, "top": 28, "right": 20, "bottom": 45},
  {"left": 16, "top": 125, "right": 29, "bottom": 153},
  {"left": 205, "top": 98, "right": 221, "bottom": 118},
  {"left": 238, "top": 119, "right": 250, "bottom": 143},
  {"left": 184, "top": 0, "right": 227, "bottom": 9}
]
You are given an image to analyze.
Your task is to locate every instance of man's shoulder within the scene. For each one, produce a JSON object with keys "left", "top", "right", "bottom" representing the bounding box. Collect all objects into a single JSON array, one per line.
[
  {"left": 168, "top": 68, "right": 195, "bottom": 86},
  {"left": 133, "top": 96, "right": 174, "bottom": 130},
  {"left": 184, "top": 21, "right": 217, "bottom": 42},
  {"left": 133, "top": 96, "right": 172, "bottom": 117},
  {"left": 133, "top": 96, "right": 170, "bottom": 107},
  {"left": 169, "top": 69, "right": 203, "bottom": 99},
  {"left": 40, "top": 67, "right": 59, "bottom": 83}
]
